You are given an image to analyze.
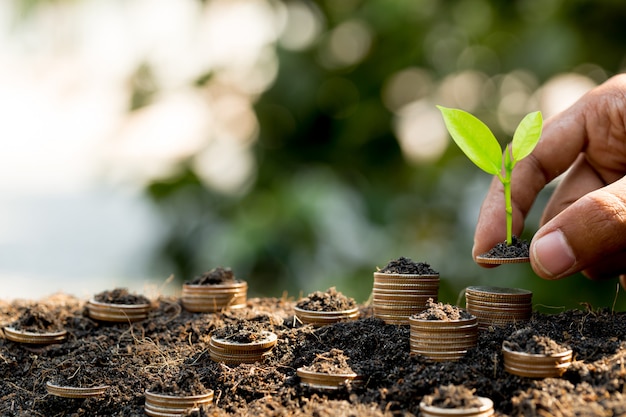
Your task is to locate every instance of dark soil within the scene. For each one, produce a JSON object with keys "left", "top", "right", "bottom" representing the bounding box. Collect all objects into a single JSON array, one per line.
[
  {"left": 413, "top": 299, "right": 473, "bottom": 321},
  {"left": 479, "top": 236, "right": 530, "bottom": 259},
  {"left": 188, "top": 267, "right": 238, "bottom": 285},
  {"left": 301, "top": 349, "right": 356, "bottom": 374},
  {"left": 503, "top": 328, "right": 570, "bottom": 355},
  {"left": 296, "top": 287, "right": 357, "bottom": 312},
  {"left": 8, "top": 310, "right": 63, "bottom": 333},
  {"left": 93, "top": 288, "right": 150, "bottom": 305},
  {"left": 1, "top": 293, "right": 626, "bottom": 416},
  {"left": 378, "top": 257, "right": 438, "bottom": 275},
  {"left": 422, "top": 384, "right": 484, "bottom": 409},
  {"left": 211, "top": 322, "right": 272, "bottom": 344},
  {"left": 148, "top": 369, "right": 208, "bottom": 396}
]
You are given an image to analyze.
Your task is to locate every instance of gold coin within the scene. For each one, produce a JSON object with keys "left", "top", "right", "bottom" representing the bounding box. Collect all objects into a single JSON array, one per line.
[
  {"left": 297, "top": 367, "right": 362, "bottom": 390},
  {"left": 210, "top": 331, "right": 277, "bottom": 351},
  {"left": 475, "top": 255, "right": 530, "bottom": 265},
  {"left": 46, "top": 381, "right": 109, "bottom": 399},
  {"left": 3, "top": 327, "right": 67, "bottom": 345}
]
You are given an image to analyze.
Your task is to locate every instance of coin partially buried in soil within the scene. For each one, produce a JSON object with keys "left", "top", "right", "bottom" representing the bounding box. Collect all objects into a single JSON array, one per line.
[{"left": 465, "top": 286, "right": 532, "bottom": 329}]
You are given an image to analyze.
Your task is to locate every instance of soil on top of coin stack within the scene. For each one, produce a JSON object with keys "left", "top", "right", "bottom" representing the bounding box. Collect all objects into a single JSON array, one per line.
[
  {"left": 51, "top": 364, "right": 109, "bottom": 388},
  {"left": 301, "top": 348, "right": 356, "bottom": 374},
  {"left": 93, "top": 288, "right": 150, "bottom": 305},
  {"left": 187, "top": 267, "right": 239, "bottom": 285},
  {"left": 503, "top": 328, "right": 570, "bottom": 354},
  {"left": 148, "top": 368, "right": 208, "bottom": 396},
  {"left": 296, "top": 287, "right": 357, "bottom": 312},
  {"left": 211, "top": 321, "right": 271, "bottom": 343},
  {"left": 414, "top": 299, "right": 473, "bottom": 321},
  {"left": 9, "top": 309, "right": 64, "bottom": 332},
  {"left": 378, "top": 257, "right": 438, "bottom": 275},
  {"left": 422, "top": 384, "right": 485, "bottom": 409}
]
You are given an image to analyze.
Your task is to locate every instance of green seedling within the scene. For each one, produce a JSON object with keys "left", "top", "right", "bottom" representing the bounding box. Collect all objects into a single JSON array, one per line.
[{"left": 437, "top": 106, "right": 543, "bottom": 246}]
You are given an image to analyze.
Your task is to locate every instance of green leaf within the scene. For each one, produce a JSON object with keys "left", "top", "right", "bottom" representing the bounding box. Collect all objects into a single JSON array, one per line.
[
  {"left": 437, "top": 106, "right": 502, "bottom": 175},
  {"left": 511, "top": 111, "right": 542, "bottom": 162}
]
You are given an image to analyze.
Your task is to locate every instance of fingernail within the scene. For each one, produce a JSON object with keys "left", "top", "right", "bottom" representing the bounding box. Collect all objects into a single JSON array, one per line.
[{"left": 532, "top": 230, "right": 576, "bottom": 278}]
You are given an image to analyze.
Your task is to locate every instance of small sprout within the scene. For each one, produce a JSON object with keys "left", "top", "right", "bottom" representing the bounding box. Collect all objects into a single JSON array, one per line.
[{"left": 437, "top": 106, "right": 543, "bottom": 245}]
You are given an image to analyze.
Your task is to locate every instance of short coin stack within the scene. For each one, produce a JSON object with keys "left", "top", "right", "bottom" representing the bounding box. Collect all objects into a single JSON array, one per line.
[
  {"left": 409, "top": 315, "right": 478, "bottom": 362},
  {"left": 502, "top": 344, "right": 573, "bottom": 378},
  {"left": 46, "top": 381, "right": 109, "bottom": 399},
  {"left": 296, "top": 367, "right": 362, "bottom": 391},
  {"left": 144, "top": 390, "right": 214, "bottom": 417},
  {"left": 465, "top": 286, "right": 532, "bottom": 330},
  {"left": 182, "top": 281, "right": 248, "bottom": 313},
  {"left": 294, "top": 306, "right": 360, "bottom": 327},
  {"left": 87, "top": 299, "right": 152, "bottom": 322},
  {"left": 373, "top": 272, "right": 439, "bottom": 325},
  {"left": 3, "top": 327, "right": 67, "bottom": 345},
  {"left": 209, "top": 331, "right": 277, "bottom": 365}
]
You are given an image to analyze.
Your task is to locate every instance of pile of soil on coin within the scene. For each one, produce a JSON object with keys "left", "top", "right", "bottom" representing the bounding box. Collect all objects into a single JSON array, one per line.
[
  {"left": 300, "top": 348, "right": 356, "bottom": 374},
  {"left": 93, "top": 288, "right": 150, "bottom": 305},
  {"left": 148, "top": 369, "right": 208, "bottom": 396},
  {"left": 211, "top": 321, "right": 271, "bottom": 343},
  {"left": 503, "top": 328, "right": 570, "bottom": 354},
  {"left": 188, "top": 267, "right": 238, "bottom": 285},
  {"left": 2, "top": 293, "right": 626, "bottom": 416},
  {"left": 479, "top": 236, "right": 530, "bottom": 259},
  {"left": 378, "top": 257, "right": 438, "bottom": 275},
  {"left": 422, "top": 384, "right": 484, "bottom": 409},
  {"left": 8, "top": 309, "right": 64, "bottom": 333},
  {"left": 296, "top": 287, "right": 357, "bottom": 312},
  {"left": 413, "top": 299, "right": 473, "bottom": 321}
]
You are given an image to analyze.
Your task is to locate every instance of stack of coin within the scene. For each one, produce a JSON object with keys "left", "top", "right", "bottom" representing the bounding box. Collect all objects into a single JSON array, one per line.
[
  {"left": 209, "top": 331, "right": 277, "bottom": 365},
  {"left": 144, "top": 389, "right": 214, "bottom": 417},
  {"left": 502, "top": 344, "right": 572, "bottom": 378},
  {"left": 87, "top": 299, "right": 152, "bottom": 322},
  {"left": 182, "top": 281, "right": 248, "bottom": 313},
  {"left": 296, "top": 367, "right": 363, "bottom": 391},
  {"left": 294, "top": 306, "right": 359, "bottom": 327},
  {"left": 372, "top": 272, "right": 439, "bottom": 325},
  {"left": 46, "top": 381, "right": 109, "bottom": 399},
  {"left": 420, "top": 396, "right": 494, "bottom": 417},
  {"left": 409, "top": 316, "right": 478, "bottom": 362},
  {"left": 465, "top": 286, "right": 532, "bottom": 330},
  {"left": 3, "top": 327, "right": 67, "bottom": 345}
]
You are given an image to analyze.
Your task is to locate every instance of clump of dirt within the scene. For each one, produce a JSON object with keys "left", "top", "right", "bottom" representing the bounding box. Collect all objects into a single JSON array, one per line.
[
  {"left": 51, "top": 364, "right": 109, "bottom": 388},
  {"left": 296, "top": 287, "right": 357, "bottom": 312},
  {"left": 479, "top": 236, "right": 529, "bottom": 259},
  {"left": 8, "top": 309, "right": 63, "bottom": 332},
  {"left": 93, "top": 288, "right": 150, "bottom": 305},
  {"left": 414, "top": 299, "right": 473, "bottom": 321},
  {"left": 211, "top": 321, "right": 272, "bottom": 343},
  {"left": 148, "top": 368, "right": 208, "bottom": 396},
  {"left": 300, "top": 348, "right": 356, "bottom": 374},
  {"left": 422, "top": 384, "right": 485, "bottom": 409},
  {"left": 503, "top": 328, "right": 570, "bottom": 354},
  {"left": 187, "top": 267, "right": 238, "bottom": 285},
  {"left": 378, "top": 257, "right": 438, "bottom": 275}
]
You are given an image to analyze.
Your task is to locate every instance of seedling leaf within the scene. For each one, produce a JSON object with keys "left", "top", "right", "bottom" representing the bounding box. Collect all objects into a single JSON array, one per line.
[
  {"left": 437, "top": 106, "right": 501, "bottom": 175},
  {"left": 512, "top": 111, "right": 542, "bottom": 162}
]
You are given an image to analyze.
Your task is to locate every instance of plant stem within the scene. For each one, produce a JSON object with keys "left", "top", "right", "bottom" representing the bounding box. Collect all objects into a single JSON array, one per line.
[{"left": 504, "top": 178, "right": 512, "bottom": 245}]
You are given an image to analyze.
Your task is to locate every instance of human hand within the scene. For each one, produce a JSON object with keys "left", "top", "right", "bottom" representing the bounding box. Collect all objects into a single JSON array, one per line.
[{"left": 472, "top": 74, "right": 626, "bottom": 285}]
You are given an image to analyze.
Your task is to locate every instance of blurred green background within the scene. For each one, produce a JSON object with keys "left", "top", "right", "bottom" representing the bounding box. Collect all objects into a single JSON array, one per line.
[
  {"left": 7, "top": 0, "right": 626, "bottom": 311},
  {"left": 143, "top": 0, "right": 626, "bottom": 311}
]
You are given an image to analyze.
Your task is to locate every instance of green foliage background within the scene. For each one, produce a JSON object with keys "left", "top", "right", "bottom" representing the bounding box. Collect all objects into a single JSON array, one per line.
[{"left": 145, "top": 0, "right": 626, "bottom": 311}]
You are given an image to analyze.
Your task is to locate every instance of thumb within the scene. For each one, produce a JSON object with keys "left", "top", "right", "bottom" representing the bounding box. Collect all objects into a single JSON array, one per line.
[{"left": 530, "top": 179, "right": 626, "bottom": 280}]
